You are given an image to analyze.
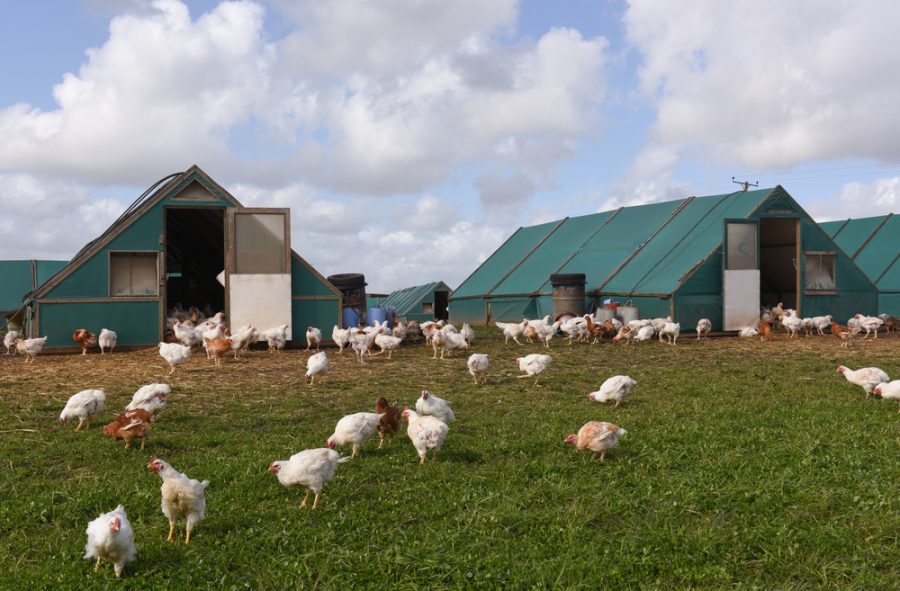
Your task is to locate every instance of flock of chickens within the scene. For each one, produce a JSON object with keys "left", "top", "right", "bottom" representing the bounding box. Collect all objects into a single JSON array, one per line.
[{"left": 4, "top": 301, "right": 898, "bottom": 578}]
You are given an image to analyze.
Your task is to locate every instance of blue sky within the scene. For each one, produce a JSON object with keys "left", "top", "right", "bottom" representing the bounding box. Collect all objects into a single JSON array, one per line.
[{"left": 2, "top": 0, "right": 900, "bottom": 291}]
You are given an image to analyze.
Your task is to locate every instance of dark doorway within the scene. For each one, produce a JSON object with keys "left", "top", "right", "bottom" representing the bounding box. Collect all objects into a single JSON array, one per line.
[
  {"left": 759, "top": 218, "right": 799, "bottom": 310},
  {"left": 434, "top": 291, "right": 449, "bottom": 321},
  {"left": 165, "top": 208, "right": 225, "bottom": 318}
]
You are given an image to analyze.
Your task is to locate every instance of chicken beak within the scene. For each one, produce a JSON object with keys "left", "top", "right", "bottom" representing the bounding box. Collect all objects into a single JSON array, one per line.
[{"left": 110, "top": 517, "right": 120, "bottom": 532}]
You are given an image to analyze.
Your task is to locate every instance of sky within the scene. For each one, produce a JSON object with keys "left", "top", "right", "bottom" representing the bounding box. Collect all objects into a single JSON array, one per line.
[{"left": 2, "top": 0, "right": 900, "bottom": 293}]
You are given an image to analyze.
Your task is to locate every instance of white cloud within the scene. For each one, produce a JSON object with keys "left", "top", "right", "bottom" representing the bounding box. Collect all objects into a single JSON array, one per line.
[
  {"left": 604, "top": 143, "right": 685, "bottom": 208},
  {"left": 0, "top": 174, "right": 124, "bottom": 259},
  {"left": 474, "top": 171, "right": 535, "bottom": 213},
  {"left": 809, "top": 176, "right": 900, "bottom": 221},
  {"left": 624, "top": 0, "right": 900, "bottom": 169}
]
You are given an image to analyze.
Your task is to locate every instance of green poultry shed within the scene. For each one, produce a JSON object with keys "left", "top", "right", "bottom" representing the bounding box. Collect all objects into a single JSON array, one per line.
[
  {"left": 17, "top": 165, "right": 342, "bottom": 349},
  {"left": 450, "top": 186, "right": 880, "bottom": 332},
  {"left": 380, "top": 281, "right": 452, "bottom": 324}
]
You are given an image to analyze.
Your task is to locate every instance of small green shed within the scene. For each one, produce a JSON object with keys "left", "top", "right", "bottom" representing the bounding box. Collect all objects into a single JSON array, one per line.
[
  {"left": 450, "top": 186, "right": 879, "bottom": 331},
  {"left": 819, "top": 214, "right": 900, "bottom": 315},
  {"left": 1, "top": 260, "right": 67, "bottom": 330},
  {"left": 381, "top": 281, "right": 452, "bottom": 323},
  {"left": 18, "top": 165, "right": 341, "bottom": 349}
]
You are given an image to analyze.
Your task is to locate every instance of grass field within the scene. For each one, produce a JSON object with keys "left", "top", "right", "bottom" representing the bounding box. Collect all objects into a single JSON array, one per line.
[{"left": 1, "top": 329, "right": 898, "bottom": 590}]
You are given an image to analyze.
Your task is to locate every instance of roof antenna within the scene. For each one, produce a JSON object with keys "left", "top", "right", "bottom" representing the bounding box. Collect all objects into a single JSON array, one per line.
[{"left": 732, "top": 177, "right": 758, "bottom": 192}]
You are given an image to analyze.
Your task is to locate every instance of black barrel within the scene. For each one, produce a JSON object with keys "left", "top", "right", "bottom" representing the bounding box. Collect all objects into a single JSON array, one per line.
[
  {"left": 550, "top": 273, "right": 586, "bottom": 318},
  {"left": 328, "top": 273, "right": 368, "bottom": 326}
]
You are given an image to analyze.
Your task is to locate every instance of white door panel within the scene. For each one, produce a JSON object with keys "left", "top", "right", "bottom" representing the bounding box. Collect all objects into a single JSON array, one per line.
[{"left": 724, "top": 270, "right": 760, "bottom": 330}]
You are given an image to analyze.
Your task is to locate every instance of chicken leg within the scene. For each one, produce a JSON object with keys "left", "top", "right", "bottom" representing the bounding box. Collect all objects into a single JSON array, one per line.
[
  {"left": 95, "top": 556, "right": 102, "bottom": 571},
  {"left": 185, "top": 528, "right": 192, "bottom": 544},
  {"left": 75, "top": 418, "right": 86, "bottom": 432},
  {"left": 167, "top": 523, "right": 175, "bottom": 542},
  {"left": 300, "top": 490, "right": 312, "bottom": 509},
  {"left": 312, "top": 492, "right": 321, "bottom": 510}
]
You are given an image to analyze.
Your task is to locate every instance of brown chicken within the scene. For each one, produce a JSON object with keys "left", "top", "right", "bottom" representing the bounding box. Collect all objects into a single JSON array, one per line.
[
  {"left": 375, "top": 396, "right": 401, "bottom": 449},
  {"left": 206, "top": 335, "right": 233, "bottom": 366},
  {"left": 72, "top": 329, "right": 97, "bottom": 355},
  {"left": 830, "top": 321, "right": 859, "bottom": 348},
  {"left": 103, "top": 409, "right": 152, "bottom": 450},
  {"left": 883, "top": 316, "right": 896, "bottom": 334},
  {"left": 757, "top": 320, "right": 773, "bottom": 340}
]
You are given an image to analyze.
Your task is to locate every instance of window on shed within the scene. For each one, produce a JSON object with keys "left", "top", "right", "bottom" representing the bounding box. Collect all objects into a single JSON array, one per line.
[
  {"left": 110, "top": 252, "right": 159, "bottom": 296},
  {"left": 422, "top": 302, "right": 434, "bottom": 314},
  {"left": 805, "top": 252, "right": 836, "bottom": 291},
  {"left": 726, "top": 222, "right": 758, "bottom": 270},
  {"left": 234, "top": 213, "right": 286, "bottom": 274}
]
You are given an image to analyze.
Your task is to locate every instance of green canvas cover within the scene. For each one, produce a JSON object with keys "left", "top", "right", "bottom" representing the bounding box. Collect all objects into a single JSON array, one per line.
[
  {"left": 0, "top": 260, "right": 67, "bottom": 312},
  {"left": 491, "top": 212, "right": 613, "bottom": 296},
  {"left": 452, "top": 221, "right": 560, "bottom": 299},
  {"left": 853, "top": 215, "right": 900, "bottom": 280},
  {"left": 556, "top": 200, "right": 684, "bottom": 290},
  {"left": 826, "top": 216, "right": 887, "bottom": 258},
  {"left": 380, "top": 282, "right": 450, "bottom": 317}
]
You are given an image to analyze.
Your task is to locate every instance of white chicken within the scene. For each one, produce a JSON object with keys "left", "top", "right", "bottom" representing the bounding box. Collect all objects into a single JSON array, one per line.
[
  {"left": 515, "top": 353, "right": 551, "bottom": 385},
  {"left": 173, "top": 321, "right": 201, "bottom": 348},
  {"left": 228, "top": 325, "right": 258, "bottom": 359},
  {"left": 738, "top": 326, "right": 759, "bottom": 338},
  {"left": 800, "top": 318, "right": 815, "bottom": 336},
  {"left": 560, "top": 316, "right": 587, "bottom": 344},
  {"left": 588, "top": 376, "right": 637, "bottom": 408},
  {"left": 147, "top": 458, "right": 209, "bottom": 544},
  {"left": 467, "top": 353, "right": 489, "bottom": 385},
  {"left": 416, "top": 390, "right": 456, "bottom": 424},
  {"left": 374, "top": 333, "right": 403, "bottom": 358},
  {"left": 158, "top": 342, "right": 191, "bottom": 374},
  {"left": 260, "top": 324, "right": 289, "bottom": 353},
  {"left": 60, "top": 389, "right": 107, "bottom": 431},
  {"left": 270, "top": 448, "right": 349, "bottom": 509},
  {"left": 696, "top": 318, "right": 711, "bottom": 339},
  {"left": 349, "top": 327, "right": 376, "bottom": 364},
  {"left": 812, "top": 315, "right": 832, "bottom": 336},
  {"left": 3, "top": 330, "right": 19, "bottom": 354},
  {"left": 495, "top": 320, "right": 527, "bottom": 345},
  {"left": 460, "top": 323, "right": 476, "bottom": 345},
  {"left": 126, "top": 383, "right": 169, "bottom": 417},
  {"left": 612, "top": 325, "right": 634, "bottom": 344},
  {"left": 649, "top": 317, "right": 671, "bottom": 333},
  {"left": 565, "top": 421, "right": 627, "bottom": 461},
  {"left": 391, "top": 321, "right": 408, "bottom": 340},
  {"left": 402, "top": 409, "right": 449, "bottom": 464},
  {"left": 332, "top": 325, "right": 350, "bottom": 354},
  {"left": 306, "top": 351, "right": 329, "bottom": 385},
  {"left": 98, "top": 328, "right": 118, "bottom": 354},
  {"left": 836, "top": 366, "right": 889, "bottom": 399},
  {"left": 16, "top": 336, "right": 47, "bottom": 362},
  {"left": 632, "top": 325, "right": 655, "bottom": 342},
  {"left": 326, "top": 412, "right": 384, "bottom": 459},
  {"left": 536, "top": 320, "right": 562, "bottom": 348},
  {"left": 305, "top": 326, "right": 322, "bottom": 350},
  {"left": 853, "top": 314, "right": 883, "bottom": 339},
  {"left": 431, "top": 329, "right": 468, "bottom": 359},
  {"left": 658, "top": 322, "right": 680, "bottom": 345},
  {"left": 83, "top": 505, "right": 136, "bottom": 578},
  {"left": 781, "top": 313, "right": 802, "bottom": 338},
  {"left": 874, "top": 381, "right": 900, "bottom": 411}
]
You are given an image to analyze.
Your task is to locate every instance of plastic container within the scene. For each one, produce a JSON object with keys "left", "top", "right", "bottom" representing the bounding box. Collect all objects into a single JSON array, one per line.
[
  {"left": 329, "top": 273, "right": 367, "bottom": 326},
  {"left": 341, "top": 307, "right": 360, "bottom": 329},
  {"left": 550, "top": 273, "right": 586, "bottom": 318},
  {"left": 368, "top": 307, "right": 387, "bottom": 328},
  {"left": 618, "top": 300, "right": 640, "bottom": 323}
]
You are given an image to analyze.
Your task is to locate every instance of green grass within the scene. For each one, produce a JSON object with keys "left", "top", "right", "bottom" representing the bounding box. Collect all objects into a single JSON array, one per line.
[{"left": 0, "top": 330, "right": 898, "bottom": 590}]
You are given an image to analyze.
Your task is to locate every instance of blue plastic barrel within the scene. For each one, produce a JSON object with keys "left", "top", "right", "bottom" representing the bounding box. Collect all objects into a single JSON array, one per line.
[
  {"left": 368, "top": 307, "right": 387, "bottom": 327},
  {"left": 342, "top": 307, "right": 360, "bottom": 329}
]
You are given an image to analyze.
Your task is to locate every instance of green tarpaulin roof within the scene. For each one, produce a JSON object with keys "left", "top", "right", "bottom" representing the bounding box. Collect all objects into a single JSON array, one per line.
[
  {"left": 451, "top": 188, "right": 773, "bottom": 299},
  {"left": 380, "top": 281, "right": 451, "bottom": 317},
  {"left": 820, "top": 214, "right": 900, "bottom": 290}
]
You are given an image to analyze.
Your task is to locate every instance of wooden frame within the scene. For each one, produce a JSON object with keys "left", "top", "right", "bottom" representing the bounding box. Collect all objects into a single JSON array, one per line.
[
  {"left": 226, "top": 208, "right": 292, "bottom": 275},
  {"left": 108, "top": 250, "right": 161, "bottom": 298},
  {"left": 803, "top": 250, "right": 837, "bottom": 294}
]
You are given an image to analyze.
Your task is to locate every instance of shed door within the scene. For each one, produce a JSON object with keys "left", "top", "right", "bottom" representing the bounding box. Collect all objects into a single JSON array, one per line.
[
  {"left": 723, "top": 221, "right": 760, "bottom": 330},
  {"left": 227, "top": 208, "right": 292, "bottom": 340}
]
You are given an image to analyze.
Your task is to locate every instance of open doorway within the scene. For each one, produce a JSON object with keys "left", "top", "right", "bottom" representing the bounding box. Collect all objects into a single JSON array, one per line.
[
  {"left": 165, "top": 208, "right": 225, "bottom": 323},
  {"left": 434, "top": 291, "right": 449, "bottom": 320},
  {"left": 759, "top": 218, "right": 799, "bottom": 310}
]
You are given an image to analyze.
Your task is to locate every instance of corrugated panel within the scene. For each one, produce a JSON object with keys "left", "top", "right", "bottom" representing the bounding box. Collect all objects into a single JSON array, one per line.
[
  {"left": 556, "top": 200, "right": 685, "bottom": 290},
  {"left": 491, "top": 212, "right": 613, "bottom": 296},
  {"left": 854, "top": 215, "right": 900, "bottom": 280},
  {"left": 292, "top": 299, "right": 340, "bottom": 333},
  {"left": 381, "top": 283, "right": 439, "bottom": 316},
  {"left": 451, "top": 221, "right": 560, "bottom": 298},
  {"left": 624, "top": 190, "right": 769, "bottom": 294},
  {"left": 35, "top": 261, "right": 68, "bottom": 285},
  {"left": 38, "top": 300, "right": 160, "bottom": 347},
  {"left": 827, "top": 216, "right": 886, "bottom": 258}
]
